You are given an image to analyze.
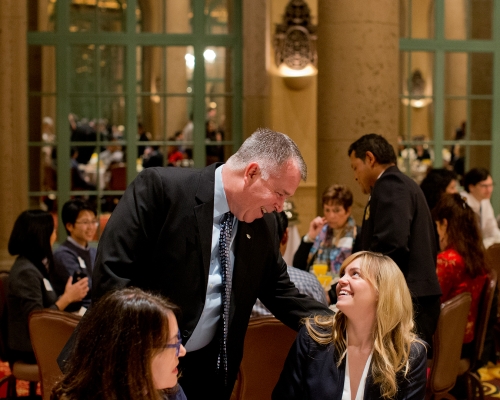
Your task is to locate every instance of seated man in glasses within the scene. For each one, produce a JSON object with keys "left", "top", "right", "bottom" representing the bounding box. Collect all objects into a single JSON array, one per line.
[
  {"left": 461, "top": 167, "right": 500, "bottom": 249},
  {"left": 51, "top": 198, "right": 98, "bottom": 311}
]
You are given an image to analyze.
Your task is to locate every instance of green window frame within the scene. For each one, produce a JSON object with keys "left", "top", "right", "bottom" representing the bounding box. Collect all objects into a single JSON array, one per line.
[
  {"left": 27, "top": 0, "right": 243, "bottom": 241},
  {"left": 399, "top": 0, "right": 500, "bottom": 212}
]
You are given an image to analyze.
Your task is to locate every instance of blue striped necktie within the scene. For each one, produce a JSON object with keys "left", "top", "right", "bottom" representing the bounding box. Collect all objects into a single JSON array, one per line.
[{"left": 218, "top": 211, "right": 233, "bottom": 385}]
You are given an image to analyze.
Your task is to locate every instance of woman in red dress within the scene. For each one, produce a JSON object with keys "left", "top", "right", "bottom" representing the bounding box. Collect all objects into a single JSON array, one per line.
[{"left": 432, "top": 193, "right": 490, "bottom": 357}]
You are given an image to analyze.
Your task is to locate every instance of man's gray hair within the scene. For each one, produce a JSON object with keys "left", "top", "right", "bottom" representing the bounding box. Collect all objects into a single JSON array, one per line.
[{"left": 226, "top": 128, "right": 307, "bottom": 181}]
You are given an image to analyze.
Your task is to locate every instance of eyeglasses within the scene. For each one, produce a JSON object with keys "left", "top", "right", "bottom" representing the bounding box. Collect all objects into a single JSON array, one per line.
[
  {"left": 162, "top": 330, "right": 182, "bottom": 356},
  {"left": 74, "top": 220, "right": 99, "bottom": 227},
  {"left": 478, "top": 183, "right": 494, "bottom": 189}
]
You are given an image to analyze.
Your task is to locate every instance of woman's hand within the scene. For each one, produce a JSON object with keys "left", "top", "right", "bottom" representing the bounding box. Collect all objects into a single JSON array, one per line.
[
  {"left": 64, "top": 277, "right": 89, "bottom": 302},
  {"left": 308, "top": 216, "right": 326, "bottom": 240},
  {"left": 55, "top": 277, "right": 89, "bottom": 311}
]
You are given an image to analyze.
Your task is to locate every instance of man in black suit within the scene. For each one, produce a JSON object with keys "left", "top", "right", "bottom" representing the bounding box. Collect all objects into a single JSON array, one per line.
[
  {"left": 89, "top": 128, "right": 331, "bottom": 400},
  {"left": 348, "top": 133, "right": 441, "bottom": 348}
]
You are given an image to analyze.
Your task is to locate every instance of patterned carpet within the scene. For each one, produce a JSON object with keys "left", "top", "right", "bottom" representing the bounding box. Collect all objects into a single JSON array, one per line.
[
  {"left": 0, "top": 361, "right": 497, "bottom": 398},
  {"left": 0, "top": 361, "right": 41, "bottom": 398}
]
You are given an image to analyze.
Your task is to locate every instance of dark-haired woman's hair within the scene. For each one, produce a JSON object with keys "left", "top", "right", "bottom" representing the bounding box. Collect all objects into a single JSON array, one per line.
[
  {"left": 51, "top": 288, "right": 180, "bottom": 400},
  {"left": 432, "top": 193, "right": 489, "bottom": 277},
  {"left": 8, "top": 210, "right": 54, "bottom": 278},
  {"left": 420, "top": 168, "right": 457, "bottom": 211},
  {"left": 274, "top": 211, "right": 289, "bottom": 242}
]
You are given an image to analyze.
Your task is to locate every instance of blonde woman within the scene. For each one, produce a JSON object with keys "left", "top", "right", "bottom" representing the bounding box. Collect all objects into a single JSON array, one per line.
[{"left": 273, "top": 251, "right": 427, "bottom": 400}]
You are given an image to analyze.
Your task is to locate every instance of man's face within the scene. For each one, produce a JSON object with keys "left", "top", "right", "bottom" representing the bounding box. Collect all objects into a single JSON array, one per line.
[
  {"left": 67, "top": 210, "right": 98, "bottom": 246},
  {"left": 469, "top": 175, "right": 494, "bottom": 201},
  {"left": 232, "top": 161, "right": 302, "bottom": 223},
  {"left": 349, "top": 152, "right": 375, "bottom": 195}
]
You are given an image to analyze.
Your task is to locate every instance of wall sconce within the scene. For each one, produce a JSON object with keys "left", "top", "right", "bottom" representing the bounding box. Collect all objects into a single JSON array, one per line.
[
  {"left": 402, "top": 69, "right": 432, "bottom": 108},
  {"left": 274, "top": 0, "right": 317, "bottom": 90}
]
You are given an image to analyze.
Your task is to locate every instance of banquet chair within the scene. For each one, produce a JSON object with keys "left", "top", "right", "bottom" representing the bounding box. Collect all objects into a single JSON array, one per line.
[
  {"left": 486, "top": 243, "right": 500, "bottom": 273},
  {"left": 29, "top": 310, "right": 81, "bottom": 400},
  {"left": 0, "top": 270, "right": 40, "bottom": 398},
  {"left": 107, "top": 163, "right": 127, "bottom": 190},
  {"left": 426, "top": 292, "right": 471, "bottom": 400},
  {"left": 457, "top": 270, "right": 497, "bottom": 400},
  {"left": 230, "top": 316, "right": 297, "bottom": 400}
]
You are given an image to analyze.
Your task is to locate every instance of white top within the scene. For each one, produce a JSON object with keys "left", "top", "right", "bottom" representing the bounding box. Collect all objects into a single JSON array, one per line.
[
  {"left": 461, "top": 191, "right": 500, "bottom": 248},
  {"left": 342, "top": 349, "right": 373, "bottom": 400}
]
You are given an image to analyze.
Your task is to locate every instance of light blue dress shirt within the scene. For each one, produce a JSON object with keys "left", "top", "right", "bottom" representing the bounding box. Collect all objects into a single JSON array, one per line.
[{"left": 185, "top": 165, "right": 237, "bottom": 351}]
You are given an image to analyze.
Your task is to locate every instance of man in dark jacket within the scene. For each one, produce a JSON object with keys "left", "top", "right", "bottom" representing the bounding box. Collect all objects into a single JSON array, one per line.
[
  {"left": 348, "top": 133, "right": 441, "bottom": 348},
  {"left": 60, "top": 128, "right": 331, "bottom": 400}
]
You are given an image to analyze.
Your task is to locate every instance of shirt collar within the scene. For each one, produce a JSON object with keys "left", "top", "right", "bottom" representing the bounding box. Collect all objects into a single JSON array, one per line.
[
  {"left": 368, "top": 169, "right": 388, "bottom": 201},
  {"left": 213, "top": 165, "right": 230, "bottom": 219},
  {"left": 462, "top": 191, "right": 481, "bottom": 213},
  {"left": 67, "top": 236, "right": 89, "bottom": 251}
]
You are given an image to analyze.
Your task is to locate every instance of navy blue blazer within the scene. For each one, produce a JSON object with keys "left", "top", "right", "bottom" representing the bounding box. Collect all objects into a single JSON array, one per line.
[{"left": 273, "top": 325, "right": 427, "bottom": 400}]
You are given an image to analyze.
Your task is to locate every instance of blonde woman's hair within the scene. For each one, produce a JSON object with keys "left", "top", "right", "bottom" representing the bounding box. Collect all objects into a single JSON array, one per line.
[{"left": 305, "top": 251, "right": 424, "bottom": 399}]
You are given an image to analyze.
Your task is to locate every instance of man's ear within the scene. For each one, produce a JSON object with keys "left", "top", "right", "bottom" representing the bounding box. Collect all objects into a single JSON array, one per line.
[
  {"left": 365, "top": 151, "right": 377, "bottom": 167},
  {"left": 66, "top": 222, "right": 74, "bottom": 234},
  {"left": 243, "top": 162, "right": 260, "bottom": 183}
]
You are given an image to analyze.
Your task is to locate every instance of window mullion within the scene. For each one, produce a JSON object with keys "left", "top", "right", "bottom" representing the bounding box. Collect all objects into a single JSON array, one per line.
[
  {"left": 55, "top": 0, "right": 71, "bottom": 240},
  {"left": 490, "top": 0, "right": 500, "bottom": 214}
]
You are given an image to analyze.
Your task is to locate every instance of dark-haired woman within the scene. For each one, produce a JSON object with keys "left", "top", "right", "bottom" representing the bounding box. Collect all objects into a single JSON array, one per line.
[
  {"left": 432, "top": 194, "right": 490, "bottom": 356},
  {"left": 7, "top": 210, "right": 89, "bottom": 364},
  {"left": 419, "top": 168, "right": 458, "bottom": 212},
  {"left": 51, "top": 288, "right": 187, "bottom": 400}
]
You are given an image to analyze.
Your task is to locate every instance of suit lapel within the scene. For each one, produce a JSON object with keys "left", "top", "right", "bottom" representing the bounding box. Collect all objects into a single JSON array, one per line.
[
  {"left": 230, "top": 221, "right": 255, "bottom": 319},
  {"left": 194, "top": 164, "right": 219, "bottom": 290}
]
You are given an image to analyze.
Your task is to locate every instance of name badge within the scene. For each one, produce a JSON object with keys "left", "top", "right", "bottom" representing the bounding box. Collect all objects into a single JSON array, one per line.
[
  {"left": 78, "top": 256, "right": 87, "bottom": 269},
  {"left": 43, "top": 278, "right": 53, "bottom": 292}
]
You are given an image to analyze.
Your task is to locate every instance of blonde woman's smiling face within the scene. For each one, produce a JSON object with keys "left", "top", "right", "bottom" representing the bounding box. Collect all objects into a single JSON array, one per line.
[{"left": 336, "top": 259, "right": 378, "bottom": 319}]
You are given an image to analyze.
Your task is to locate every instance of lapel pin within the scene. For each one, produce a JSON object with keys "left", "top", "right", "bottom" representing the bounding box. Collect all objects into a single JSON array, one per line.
[{"left": 246, "top": 234, "right": 251, "bottom": 239}]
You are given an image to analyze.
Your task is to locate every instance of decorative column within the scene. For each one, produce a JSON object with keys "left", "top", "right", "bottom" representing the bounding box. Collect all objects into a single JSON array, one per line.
[
  {"left": 0, "top": 1, "right": 28, "bottom": 269},
  {"left": 316, "top": 1, "right": 399, "bottom": 220},
  {"left": 243, "top": 0, "right": 270, "bottom": 139}
]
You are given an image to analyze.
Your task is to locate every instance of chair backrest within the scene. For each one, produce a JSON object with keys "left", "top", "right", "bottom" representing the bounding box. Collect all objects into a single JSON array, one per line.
[
  {"left": 29, "top": 309, "right": 81, "bottom": 400},
  {"left": 107, "top": 163, "right": 127, "bottom": 190},
  {"left": 0, "top": 271, "right": 11, "bottom": 363},
  {"left": 232, "top": 317, "right": 297, "bottom": 400},
  {"left": 486, "top": 244, "right": 500, "bottom": 309},
  {"left": 471, "top": 269, "right": 497, "bottom": 369},
  {"left": 427, "top": 292, "right": 472, "bottom": 396},
  {"left": 486, "top": 244, "right": 500, "bottom": 269}
]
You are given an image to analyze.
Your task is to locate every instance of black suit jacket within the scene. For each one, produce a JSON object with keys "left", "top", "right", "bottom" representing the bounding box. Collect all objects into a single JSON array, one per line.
[
  {"left": 272, "top": 325, "right": 427, "bottom": 400},
  {"left": 91, "top": 164, "right": 331, "bottom": 389},
  {"left": 353, "top": 166, "right": 441, "bottom": 299}
]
